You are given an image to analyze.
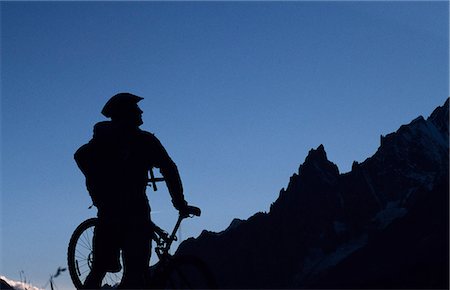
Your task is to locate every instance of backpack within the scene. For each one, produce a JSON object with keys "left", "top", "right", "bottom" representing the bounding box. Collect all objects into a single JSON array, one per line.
[
  {"left": 75, "top": 140, "right": 111, "bottom": 207},
  {"left": 74, "top": 141, "right": 96, "bottom": 178}
]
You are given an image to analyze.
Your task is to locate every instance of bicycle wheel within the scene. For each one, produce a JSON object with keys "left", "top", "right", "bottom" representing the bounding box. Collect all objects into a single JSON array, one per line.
[
  {"left": 67, "top": 218, "right": 123, "bottom": 289},
  {"left": 161, "top": 255, "right": 217, "bottom": 289}
]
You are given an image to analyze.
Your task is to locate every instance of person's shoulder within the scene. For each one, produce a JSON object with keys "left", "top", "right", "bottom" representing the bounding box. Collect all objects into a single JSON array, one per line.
[
  {"left": 94, "top": 121, "right": 112, "bottom": 130},
  {"left": 138, "top": 129, "right": 155, "bottom": 137},
  {"left": 138, "top": 129, "right": 160, "bottom": 143}
]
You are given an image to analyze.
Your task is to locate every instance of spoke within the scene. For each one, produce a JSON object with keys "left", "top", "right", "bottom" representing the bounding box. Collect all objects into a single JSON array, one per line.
[
  {"left": 81, "top": 230, "right": 93, "bottom": 250},
  {"left": 76, "top": 249, "right": 89, "bottom": 257},
  {"left": 77, "top": 244, "right": 92, "bottom": 253},
  {"left": 105, "top": 275, "right": 116, "bottom": 287},
  {"left": 80, "top": 268, "right": 91, "bottom": 275},
  {"left": 75, "top": 255, "right": 88, "bottom": 262},
  {"left": 86, "top": 230, "right": 93, "bottom": 249},
  {"left": 103, "top": 275, "right": 110, "bottom": 287},
  {"left": 84, "top": 229, "right": 94, "bottom": 246},
  {"left": 105, "top": 271, "right": 122, "bottom": 287},
  {"left": 76, "top": 261, "right": 89, "bottom": 268},
  {"left": 77, "top": 236, "right": 89, "bottom": 250},
  {"left": 79, "top": 236, "right": 92, "bottom": 250}
]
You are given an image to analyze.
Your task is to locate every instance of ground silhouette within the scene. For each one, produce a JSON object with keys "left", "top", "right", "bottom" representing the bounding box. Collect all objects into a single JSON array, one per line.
[{"left": 177, "top": 98, "right": 449, "bottom": 289}]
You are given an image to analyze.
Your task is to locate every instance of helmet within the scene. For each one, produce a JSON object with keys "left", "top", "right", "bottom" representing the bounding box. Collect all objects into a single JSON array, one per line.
[{"left": 101, "top": 93, "right": 144, "bottom": 118}]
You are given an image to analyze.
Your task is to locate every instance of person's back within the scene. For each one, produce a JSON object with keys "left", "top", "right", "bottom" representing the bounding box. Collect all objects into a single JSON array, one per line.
[
  {"left": 87, "top": 121, "right": 150, "bottom": 218},
  {"left": 74, "top": 93, "right": 189, "bottom": 289}
]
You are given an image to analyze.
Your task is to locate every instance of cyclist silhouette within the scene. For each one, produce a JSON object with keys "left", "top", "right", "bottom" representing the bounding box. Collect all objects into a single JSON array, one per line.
[{"left": 74, "top": 93, "right": 190, "bottom": 289}]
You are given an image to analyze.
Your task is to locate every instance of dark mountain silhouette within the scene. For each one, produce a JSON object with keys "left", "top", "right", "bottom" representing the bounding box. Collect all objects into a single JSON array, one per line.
[{"left": 177, "top": 98, "right": 449, "bottom": 289}]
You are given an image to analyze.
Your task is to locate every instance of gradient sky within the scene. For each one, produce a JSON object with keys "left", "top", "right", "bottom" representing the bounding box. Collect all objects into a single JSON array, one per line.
[{"left": 1, "top": 2, "right": 448, "bottom": 289}]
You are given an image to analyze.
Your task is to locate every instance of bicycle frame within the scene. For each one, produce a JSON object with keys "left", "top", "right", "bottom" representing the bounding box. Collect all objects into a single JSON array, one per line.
[{"left": 153, "top": 214, "right": 189, "bottom": 261}]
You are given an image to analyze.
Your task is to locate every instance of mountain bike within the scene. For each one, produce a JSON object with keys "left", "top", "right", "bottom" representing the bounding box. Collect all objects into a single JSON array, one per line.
[
  {"left": 67, "top": 205, "right": 216, "bottom": 289},
  {"left": 68, "top": 168, "right": 215, "bottom": 289}
]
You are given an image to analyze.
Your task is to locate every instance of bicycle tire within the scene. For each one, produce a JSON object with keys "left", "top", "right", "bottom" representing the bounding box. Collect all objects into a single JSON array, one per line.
[
  {"left": 67, "top": 218, "right": 123, "bottom": 289},
  {"left": 158, "top": 255, "right": 217, "bottom": 289}
]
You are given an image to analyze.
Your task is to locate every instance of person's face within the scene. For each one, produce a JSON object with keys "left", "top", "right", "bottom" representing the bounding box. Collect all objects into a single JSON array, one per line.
[
  {"left": 115, "top": 103, "right": 143, "bottom": 127},
  {"left": 130, "top": 104, "right": 144, "bottom": 126}
]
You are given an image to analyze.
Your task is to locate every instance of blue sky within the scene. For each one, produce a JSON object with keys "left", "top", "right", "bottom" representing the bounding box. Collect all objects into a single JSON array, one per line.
[{"left": 1, "top": 2, "right": 448, "bottom": 289}]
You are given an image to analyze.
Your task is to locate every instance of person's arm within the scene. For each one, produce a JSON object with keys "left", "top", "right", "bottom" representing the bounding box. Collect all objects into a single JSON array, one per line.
[
  {"left": 150, "top": 134, "right": 187, "bottom": 210},
  {"left": 160, "top": 157, "right": 187, "bottom": 210}
]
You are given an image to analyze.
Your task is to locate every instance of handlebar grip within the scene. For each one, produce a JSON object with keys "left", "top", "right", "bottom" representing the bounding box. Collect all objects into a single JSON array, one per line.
[
  {"left": 188, "top": 205, "right": 201, "bottom": 217},
  {"left": 180, "top": 205, "right": 201, "bottom": 218}
]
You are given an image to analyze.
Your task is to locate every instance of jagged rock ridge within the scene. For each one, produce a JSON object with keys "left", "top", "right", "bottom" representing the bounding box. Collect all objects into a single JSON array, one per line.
[{"left": 177, "top": 98, "right": 449, "bottom": 289}]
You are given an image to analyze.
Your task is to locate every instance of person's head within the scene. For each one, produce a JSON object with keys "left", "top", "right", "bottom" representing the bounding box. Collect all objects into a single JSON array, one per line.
[{"left": 101, "top": 93, "right": 144, "bottom": 127}]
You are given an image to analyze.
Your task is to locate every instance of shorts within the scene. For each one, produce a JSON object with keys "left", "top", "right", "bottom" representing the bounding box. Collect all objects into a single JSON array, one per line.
[{"left": 92, "top": 217, "right": 152, "bottom": 273}]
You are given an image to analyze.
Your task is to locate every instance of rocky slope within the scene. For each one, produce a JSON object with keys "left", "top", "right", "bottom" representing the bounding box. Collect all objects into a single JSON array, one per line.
[{"left": 177, "top": 98, "right": 449, "bottom": 289}]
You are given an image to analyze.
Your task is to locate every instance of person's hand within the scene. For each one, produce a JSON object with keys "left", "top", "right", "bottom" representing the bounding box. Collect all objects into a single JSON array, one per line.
[{"left": 174, "top": 199, "right": 188, "bottom": 211}]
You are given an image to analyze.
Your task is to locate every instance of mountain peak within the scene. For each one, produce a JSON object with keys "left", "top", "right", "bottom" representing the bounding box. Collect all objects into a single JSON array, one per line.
[
  {"left": 298, "top": 144, "right": 339, "bottom": 184},
  {"left": 304, "top": 144, "right": 327, "bottom": 163},
  {"left": 427, "top": 97, "right": 449, "bottom": 136}
]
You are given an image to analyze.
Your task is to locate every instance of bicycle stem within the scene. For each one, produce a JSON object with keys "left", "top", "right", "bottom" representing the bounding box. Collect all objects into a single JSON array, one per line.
[{"left": 147, "top": 168, "right": 165, "bottom": 192}]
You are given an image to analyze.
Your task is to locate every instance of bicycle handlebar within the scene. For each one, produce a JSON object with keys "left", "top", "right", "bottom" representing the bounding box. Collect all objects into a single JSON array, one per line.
[
  {"left": 180, "top": 205, "right": 201, "bottom": 218},
  {"left": 185, "top": 205, "right": 202, "bottom": 216},
  {"left": 153, "top": 205, "right": 201, "bottom": 255}
]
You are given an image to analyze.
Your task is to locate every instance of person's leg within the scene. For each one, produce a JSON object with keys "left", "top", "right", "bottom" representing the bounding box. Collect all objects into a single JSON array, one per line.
[
  {"left": 84, "top": 218, "right": 120, "bottom": 289},
  {"left": 83, "top": 268, "right": 106, "bottom": 289},
  {"left": 119, "top": 221, "right": 151, "bottom": 289}
]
